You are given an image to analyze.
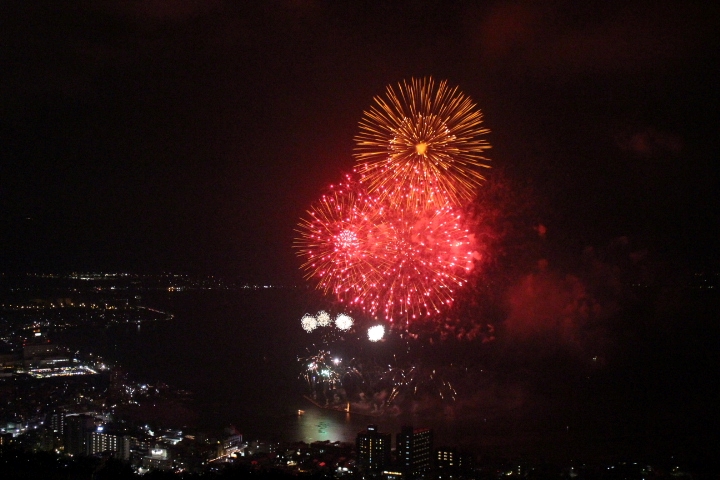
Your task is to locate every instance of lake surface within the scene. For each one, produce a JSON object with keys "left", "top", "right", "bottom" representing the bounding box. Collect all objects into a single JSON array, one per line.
[
  {"left": 52, "top": 287, "right": 719, "bottom": 466},
  {"left": 54, "top": 288, "right": 466, "bottom": 445}
]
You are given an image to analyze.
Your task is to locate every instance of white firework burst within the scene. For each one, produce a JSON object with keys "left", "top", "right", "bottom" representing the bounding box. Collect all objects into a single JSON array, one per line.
[
  {"left": 316, "top": 310, "right": 332, "bottom": 327},
  {"left": 367, "top": 325, "right": 385, "bottom": 342},
  {"left": 335, "top": 313, "right": 354, "bottom": 331},
  {"left": 301, "top": 314, "right": 318, "bottom": 333}
]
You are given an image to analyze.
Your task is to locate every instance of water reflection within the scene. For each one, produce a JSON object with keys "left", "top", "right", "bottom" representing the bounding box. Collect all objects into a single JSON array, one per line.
[
  {"left": 281, "top": 404, "right": 403, "bottom": 444},
  {"left": 51, "top": 290, "right": 454, "bottom": 446}
]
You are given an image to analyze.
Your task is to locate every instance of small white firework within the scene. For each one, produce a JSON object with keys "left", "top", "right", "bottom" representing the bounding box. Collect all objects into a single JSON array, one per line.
[
  {"left": 301, "top": 314, "right": 318, "bottom": 332},
  {"left": 335, "top": 313, "right": 355, "bottom": 331},
  {"left": 367, "top": 325, "right": 385, "bottom": 342},
  {"left": 316, "top": 310, "right": 332, "bottom": 327},
  {"left": 335, "top": 313, "right": 354, "bottom": 331}
]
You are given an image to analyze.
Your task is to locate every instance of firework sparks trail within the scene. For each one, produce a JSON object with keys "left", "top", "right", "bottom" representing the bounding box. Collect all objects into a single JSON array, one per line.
[
  {"left": 297, "top": 331, "right": 462, "bottom": 412},
  {"left": 296, "top": 189, "right": 477, "bottom": 324},
  {"left": 298, "top": 349, "right": 343, "bottom": 390},
  {"left": 294, "top": 175, "right": 388, "bottom": 302},
  {"left": 354, "top": 77, "right": 491, "bottom": 209},
  {"left": 358, "top": 203, "right": 476, "bottom": 323},
  {"left": 383, "top": 363, "right": 458, "bottom": 407},
  {"left": 342, "top": 357, "right": 389, "bottom": 403}
]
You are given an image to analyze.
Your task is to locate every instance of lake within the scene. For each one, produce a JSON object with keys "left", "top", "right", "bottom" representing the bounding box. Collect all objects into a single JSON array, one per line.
[{"left": 53, "top": 288, "right": 467, "bottom": 446}]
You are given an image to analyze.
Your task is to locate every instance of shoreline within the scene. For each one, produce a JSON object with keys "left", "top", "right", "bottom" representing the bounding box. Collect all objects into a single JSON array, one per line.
[{"left": 302, "top": 395, "right": 383, "bottom": 419}]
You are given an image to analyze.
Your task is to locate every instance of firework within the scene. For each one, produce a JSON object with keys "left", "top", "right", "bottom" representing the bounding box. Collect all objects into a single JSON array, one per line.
[
  {"left": 367, "top": 325, "right": 385, "bottom": 342},
  {"left": 384, "top": 363, "right": 458, "bottom": 406},
  {"left": 350, "top": 203, "right": 476, "bottom": 323},
  {"left": 341, "top": 357, "right": 388, "bottom": 405},
  {"left": 335, "top": 313, "right": 354, "bottom": 331},
  {"left": 296, "top": 80, "right": 487, "bottom": 326},
  {"left": 299, "top": 349, "right": 342, "bottom": 389},
  {"left": 297, "top": 198, "right": 476, "bottom": 323},
  {"left": 301, "top": 314, "right": 317, "bottom": 333},
  {"left": 316, "top": 310, "right": 332, "bottom": 327},
  {"left": 354, "top": 77, "right": 490, "bottom": 208},
  {"left": 294, "top": 175, "right": 387, "bottom": 301}
]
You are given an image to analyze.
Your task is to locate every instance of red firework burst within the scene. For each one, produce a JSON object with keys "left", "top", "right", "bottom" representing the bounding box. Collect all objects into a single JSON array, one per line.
[
  {"left": 296, "top": 177, "right": 477, "bottom": 324},
  {"left": 297, "top": 80, "right": 489, "bottom": 326},
  {"left": 359, "top": 203, "right": 476, "bottom": 323},
  {"left": 294, "top": 176, "right": 387, "bottom": 299}
]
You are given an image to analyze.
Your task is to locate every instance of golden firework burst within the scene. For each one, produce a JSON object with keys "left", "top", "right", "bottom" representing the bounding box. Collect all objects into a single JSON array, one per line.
[{"left": 354, "top": 77, "right": 491, "bottom": 208}]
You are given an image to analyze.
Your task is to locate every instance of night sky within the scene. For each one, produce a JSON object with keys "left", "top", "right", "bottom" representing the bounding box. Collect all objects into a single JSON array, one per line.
[
  {"left": 1, "top": 1, "right": 719, "bottom": 465},
  {"left": 2, "top": 1, "right": 718, "bottom": 281}
]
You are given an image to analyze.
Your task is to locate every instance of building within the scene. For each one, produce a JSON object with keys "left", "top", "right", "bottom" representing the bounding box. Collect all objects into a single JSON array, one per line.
[
  {"left": 382, "top": 470, "right": 405, "bottom": 479},
  {"left": 223, "top": 433, "right": 244, "bottom": 457},
  {"left": 0, "top": 433, "right": 14, "bottom": 446},
  {"left": 48, "top": 411, "right": 66, "bottom": 437},
  {"left": 396, "top": 426, "right": 433, "bottom": 480},
  {"left": 356, "top": 425, "right": 391, "bottom": 478},
  {"left": 0, "top": 341, "right": 21, "bottom": 375},
  {"left": 142, "top": 445, "right": 173, "bottom": 471},
  {"left": 64, "top": 413, "right": 95, "bottom": 455},
  {"left": 22, "top": 333, "right": 72, "bottom": 369},
  {"left": 88, "top": 429, "right": 131, "bottom": 460},
  {"left": 435, "top": 447, "right": 474, "bottom": 479}
]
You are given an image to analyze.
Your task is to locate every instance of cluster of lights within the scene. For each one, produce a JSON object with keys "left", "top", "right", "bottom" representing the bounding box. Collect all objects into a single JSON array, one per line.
[
  {"left": 27, "top": 365, "right": 98, "bottom": 379},
  {"left": 300, "top": 311, "right": 354, "bottom": 333},
  {"left": 299, "top": 343, "right": 465, "bottom": 409}
]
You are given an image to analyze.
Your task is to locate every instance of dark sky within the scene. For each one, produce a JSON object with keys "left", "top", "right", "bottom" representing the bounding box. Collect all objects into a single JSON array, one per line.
[{"left": 1, "top": 0, "right": 718, "bottom": 282}]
